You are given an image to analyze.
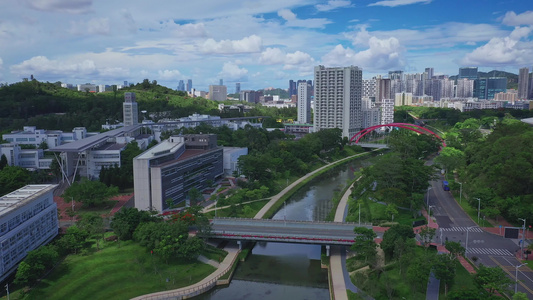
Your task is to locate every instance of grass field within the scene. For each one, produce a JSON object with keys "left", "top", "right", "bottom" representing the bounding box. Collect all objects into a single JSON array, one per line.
[
  {"left": 346, "top": 201, "right": 425, "bottom": 227},
  {"left": 19, "top": 240, "right": 216, "bottom": 300}
]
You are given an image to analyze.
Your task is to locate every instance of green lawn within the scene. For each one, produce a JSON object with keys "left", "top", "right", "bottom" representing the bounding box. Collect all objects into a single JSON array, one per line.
[
  {"left": 20, "top": 240, "right": 216, "bottom": 300},
  {"left": 204, "top": 200, "right": 270, "bottom": 218},
  {"left": 346, "top": 201, "right": 425, "bottom": 227},
  {"left": 200, "top": 244, "right": 228, "bottom": 261}
]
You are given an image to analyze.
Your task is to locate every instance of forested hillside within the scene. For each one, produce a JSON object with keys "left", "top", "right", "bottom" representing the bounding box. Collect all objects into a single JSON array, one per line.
[{"left": 0, "top": 79, "right": 296, "bottom": 133}]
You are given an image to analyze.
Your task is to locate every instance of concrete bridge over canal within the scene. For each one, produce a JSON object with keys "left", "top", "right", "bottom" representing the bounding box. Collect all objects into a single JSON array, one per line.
[{"left": 210, "top": 218, "right": 372, "bottom": 247}]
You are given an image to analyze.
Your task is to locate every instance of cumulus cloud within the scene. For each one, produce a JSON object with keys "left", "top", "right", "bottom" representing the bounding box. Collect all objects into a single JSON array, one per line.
[
  {"left": 259, "top": 47, "right": 315, "bottom": 70},
  {"left": 316, "top": 0, "right": 353, "bottom": 12},
  {"left": 23, "top": 0, "right": 92, "bottom": 14},
  {"left": 9, "top": 55, "right": 130, "bottom": 80},
  {"left": 368, "top": 0, "right": 431, "bottom": 7},
  {"left": 219, "top": 62, "right": 248, "bottom": 82},
  {"left": 174, "top": 23, "right": 207, "bottom": 38},
  {"left": 502, "top": 11, "right": 533, "bottom": 26},
  {"left": 157, "top": 69, "right": 182, "bottom": 80},
  {"left": 70, "top": 18, "right": 110, "bottom": 35},
  {"left": 321, "top": 36, "right": 404, "bottom": 71},
  {"left": 461, "top": 26, "right": 533, "bottom": 66},
  {"left": 277, "top": 9, "right": 332, "bottom": 28},
  {"left": 201, "top": 35, "right": 262, "bottom": 54}
]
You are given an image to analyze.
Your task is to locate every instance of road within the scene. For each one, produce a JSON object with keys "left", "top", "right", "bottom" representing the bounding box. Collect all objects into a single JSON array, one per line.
[{"left": 427, "top": 167, "right": 533, "bottom": 297}]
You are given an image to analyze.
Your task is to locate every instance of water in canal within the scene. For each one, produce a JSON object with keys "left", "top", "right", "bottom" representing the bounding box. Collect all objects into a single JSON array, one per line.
[{"left": 193, "top": 160, "right": 365, "bottom": 300}]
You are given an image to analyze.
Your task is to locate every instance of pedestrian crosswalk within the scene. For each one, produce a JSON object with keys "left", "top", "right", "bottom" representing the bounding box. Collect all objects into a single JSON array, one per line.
[
  {"left": 440, "top": 227, "right": 484, "bottom": 233},
  {"left": 466, "top": 248, "right": 513, "bottom": 256}
]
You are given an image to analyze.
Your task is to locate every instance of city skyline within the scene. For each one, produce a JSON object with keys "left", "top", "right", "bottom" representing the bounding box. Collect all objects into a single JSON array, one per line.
[{"left": 0, "top": 1, "right": 532, "bottom": 90}]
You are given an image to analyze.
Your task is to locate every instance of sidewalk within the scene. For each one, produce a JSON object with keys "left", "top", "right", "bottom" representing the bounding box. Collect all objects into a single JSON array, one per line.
[{"left": 132, "top": 244, "right": 240, "bottom": 300}]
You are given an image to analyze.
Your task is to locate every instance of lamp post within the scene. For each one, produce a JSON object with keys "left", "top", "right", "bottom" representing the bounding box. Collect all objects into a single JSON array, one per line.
[
  {"left": 465, "top": 225, "right": 478, "bottom": 257},
  {"left": 476, "top": 198, "right": 481, "bottom": 224},
  {"left": 515, "top": 263, "right": 528, "bottom": 294},
  {"left": 519, "top": 218, "right": 526, "bottom": 259},
  {"left": 5, "top": 283, "right": 9, "bottom": 300},
  {"left": 458, "top": 182, "right": 462, "bottom": 203},
  {"left": 426, "top": 186, "right": 432, "bottom": 208},
  {"left": 215, "top": 200, "right": 217, "bottom": 218},
  {"left": 428, "top": 205, "right": 435, "bottom": 226},
  {"left": 358, "top": 202, "right": 361, "bottom": 225}
]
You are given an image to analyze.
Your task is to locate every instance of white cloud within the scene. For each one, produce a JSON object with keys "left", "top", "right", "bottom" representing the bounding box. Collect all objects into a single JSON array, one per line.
[
  {"left": 219, "top": 62, "right": 248, "bottom": 82},
  {"left": 173, "top": 23, "right": 207, "bottom": 38},
  {"left": 259, "top": 48, "right": 315, "bottom": 70},
  {"left": 23, "top": 0, "right": 93, "bottom": 14},
  {"left": 277, "top": 9, "right": 332, "bottom": 28},
  {"left": 158, "top": 69, "right": 182, "bottom": 80},
  {"left": 316, "top": 0, "right": 353, "bottom": 12},
  {"left": 461, "top": 26, "right": 533, "bottom": 66},
  {"left": 321, "top": 36, "right": 404, "bottom": 71},
  {"left": 201, "top": 35, "right": 262, "bottom": 54},
  {"left": 368, "top": 0, "right": 431, "bottom": 7},
  {"left": 502, "top": 11, "right": 533, "bottom": 26},
  {"left": 70, "top": 18, "right": 110, "bottom": 35},
  {"left": 10, "top": 56, "right": 98, "bottom": 77},
  {"left": 346, "top": 23, "right": 506, "bottom": 49}
]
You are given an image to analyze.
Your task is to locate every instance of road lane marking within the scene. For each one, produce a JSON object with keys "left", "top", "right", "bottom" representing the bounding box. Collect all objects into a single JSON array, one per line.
[{"left": 490, "top": 256, "right": 533, "bottom": 295}]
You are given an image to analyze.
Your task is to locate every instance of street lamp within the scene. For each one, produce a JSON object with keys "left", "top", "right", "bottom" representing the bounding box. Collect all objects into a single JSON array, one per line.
[
  {"left": 426, "top": 186, "right": 432, "bottom": 208},
  {"left": 515, "top": 263, "right": 528, "bottom": 294},
  {"left": 428, "top": 205, "right": 435, "bottom": 226},
  {"left": 465, "top": 225, "right": 478, "bottom": 257},
  {"left": 476, "top": 198, "right": 481, "bottom": 224},
  {"left": 519, "top": 218, "right": 526, "bottom": 259},
  {"left": 458, "top": 182, "right": 462, "bottom": 203},
  {"left": 215, "top": 200, "right": 217, "bottom": 218}
]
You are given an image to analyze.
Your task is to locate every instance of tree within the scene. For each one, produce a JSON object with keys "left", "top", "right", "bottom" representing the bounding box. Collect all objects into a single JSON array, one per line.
[
  {"left": 419, "top": 226, "right": 436, "bottom": 247},
  {"left": 434, "top": 147, "right": 466, "bottom": 173},
  {"left": 63, "top": 178, "right": 119, "bottom": 207},
  {"left": 513, "top": 292, "right": 529, "bottom": 300},
  {"left": 188, "top": 187, "right": 203, "bottom": 206},
  {"left": 0, "top": 154, "right": 8, "bottom": 170},
  {"left": 0, "top": 166, "right": 31, "bottom": 196},
  {"left": 433, "top": 254, "right": 456, "bottom": 295},
  {"left": 77, "top": 213, "right": 105, "bottom": 250},
  {"left": 445, "top": 241, "right": 465, "bottom": 258},
  {"left": 381, "top": 224, "right": 415, "bottom": 259},
  {"left": 351, "top": 227, "right": 377, "bottom": 264},
  {"left": 57, "top": 225, "right": 89, "bottom": 254},
  {"left": 111, "top": 207, "right": 155, "bottom": 242},
  {"left": 474, "top": 264, "right": 513, "bottom": 296},
  {"left": 385, "top": 203, "right": 398, "bottom": 222},
  {"left": 14, "top": 245, "right": 59, "bottom": 285}
]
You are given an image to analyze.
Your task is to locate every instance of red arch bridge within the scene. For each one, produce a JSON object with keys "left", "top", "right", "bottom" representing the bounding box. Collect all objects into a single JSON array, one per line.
[
  {"left": 350, "top": 123, "right": 446, "bottom": 148},
  {"left": 208, "top": 218, "right": 372, "bottom": 247}
]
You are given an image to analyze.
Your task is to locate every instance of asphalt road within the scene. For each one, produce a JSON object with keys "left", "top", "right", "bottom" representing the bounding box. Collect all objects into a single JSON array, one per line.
[{"left": 427, "top": 168, "right": 533, "bottom": 297}]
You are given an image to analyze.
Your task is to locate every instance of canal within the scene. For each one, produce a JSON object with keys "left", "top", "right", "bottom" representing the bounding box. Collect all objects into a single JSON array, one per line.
[{"left": 193, "top": 159, "right": 368, "bottom": 300}]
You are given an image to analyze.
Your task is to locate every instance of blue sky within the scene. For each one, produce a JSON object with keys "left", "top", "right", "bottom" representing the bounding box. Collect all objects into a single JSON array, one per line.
[{"left": 0, "top": 0, "right": 532, "bottom": 92}]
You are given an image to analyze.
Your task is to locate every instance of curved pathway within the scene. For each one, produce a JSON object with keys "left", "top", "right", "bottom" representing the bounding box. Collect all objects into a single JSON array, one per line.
[{"left": 254, "top": 150, "right": 379, "bottom": 219}]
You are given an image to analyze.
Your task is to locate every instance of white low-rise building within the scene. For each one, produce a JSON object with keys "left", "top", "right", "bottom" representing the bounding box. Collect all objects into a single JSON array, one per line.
[
  {"left": 223, "top": 147, "right": 248, "bottom": 176},
  {"left": 0, "top": 185, "right": 58, "bottom": 282},
  {"left": 0, "top": 144, "right": 53, "bottom": 170}
]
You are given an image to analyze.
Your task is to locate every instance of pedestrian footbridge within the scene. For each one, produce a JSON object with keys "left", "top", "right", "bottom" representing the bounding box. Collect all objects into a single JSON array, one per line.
[{"left": 209, "top": 218, "right": 372, "bottom": 246}]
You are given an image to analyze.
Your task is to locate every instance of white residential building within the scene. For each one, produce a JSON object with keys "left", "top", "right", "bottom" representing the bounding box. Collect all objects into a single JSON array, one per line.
[
  {"left": 313, "top": 65, "right": 363, "bottom": 139},
  {"left": 297, "top": 81, "right": 312, "bottom": 124},
  {"left": 379, "top": 99, "right": 395, "bottom": 125},
  {"left": 395, "top": 92, "right": 413, "bottom": 106},
  {"left": 0, "top": 185, "right": 58, "bottom": 282}
]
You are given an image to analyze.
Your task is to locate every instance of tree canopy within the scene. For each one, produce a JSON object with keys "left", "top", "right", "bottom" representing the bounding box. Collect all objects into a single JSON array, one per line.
[{"left": 63, "top": 178, "right": 119, "bottom": 207}]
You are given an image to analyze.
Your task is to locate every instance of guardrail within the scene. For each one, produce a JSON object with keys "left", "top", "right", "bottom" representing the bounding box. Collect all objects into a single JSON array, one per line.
[
  {"left": 212, "top": 217, "right": 372, "bottom": 227},
  {"left": 132, "top": 250, "right": 240, "bottom": 300}
]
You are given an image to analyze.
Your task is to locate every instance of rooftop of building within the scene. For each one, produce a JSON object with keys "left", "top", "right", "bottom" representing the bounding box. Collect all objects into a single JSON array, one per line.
[
  {"left": 135, "top": 138, "right": 184, "bottom": 160},
  {"left": 0, "top": 185, "right": 57, "bottom": 216},
  {"left": 49, "top": 124, "right": 142, "bottom": 152},
  {"left": 94, "top": 142, "right": 127, "bottom": 151}
]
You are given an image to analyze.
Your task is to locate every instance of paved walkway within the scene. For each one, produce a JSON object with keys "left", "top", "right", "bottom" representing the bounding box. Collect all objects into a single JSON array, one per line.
[
  {"left": 132, "top": 244, "right": 240, "bottom": 300},
  {"left": 254, "top": 151, "right": 378, "bottom": 219}
]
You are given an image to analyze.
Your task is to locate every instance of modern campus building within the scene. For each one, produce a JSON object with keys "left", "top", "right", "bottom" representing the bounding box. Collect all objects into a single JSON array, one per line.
[
  {"left": 458, "top": 67, "right": 478, "bottom": 80},
  {"left": 0, "top": 144, "right": 53, "bottom": 170},
  {"left": 3, "top": 126, "right": 90, "bottom": 149},
  {"left": 133, "top": 134, "right": 223, "bottom": 212},
  {"left": 313, "top": 65, "right": 363, "bottom": 139},
  {"left": 0, "top": 185, "right": 58, "bottom": 282}
]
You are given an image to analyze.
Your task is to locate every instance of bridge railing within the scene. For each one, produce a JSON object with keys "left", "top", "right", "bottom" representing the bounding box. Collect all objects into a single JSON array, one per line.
[{"left": 211, "top": 217, "right": 372, "bottom": 227}]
